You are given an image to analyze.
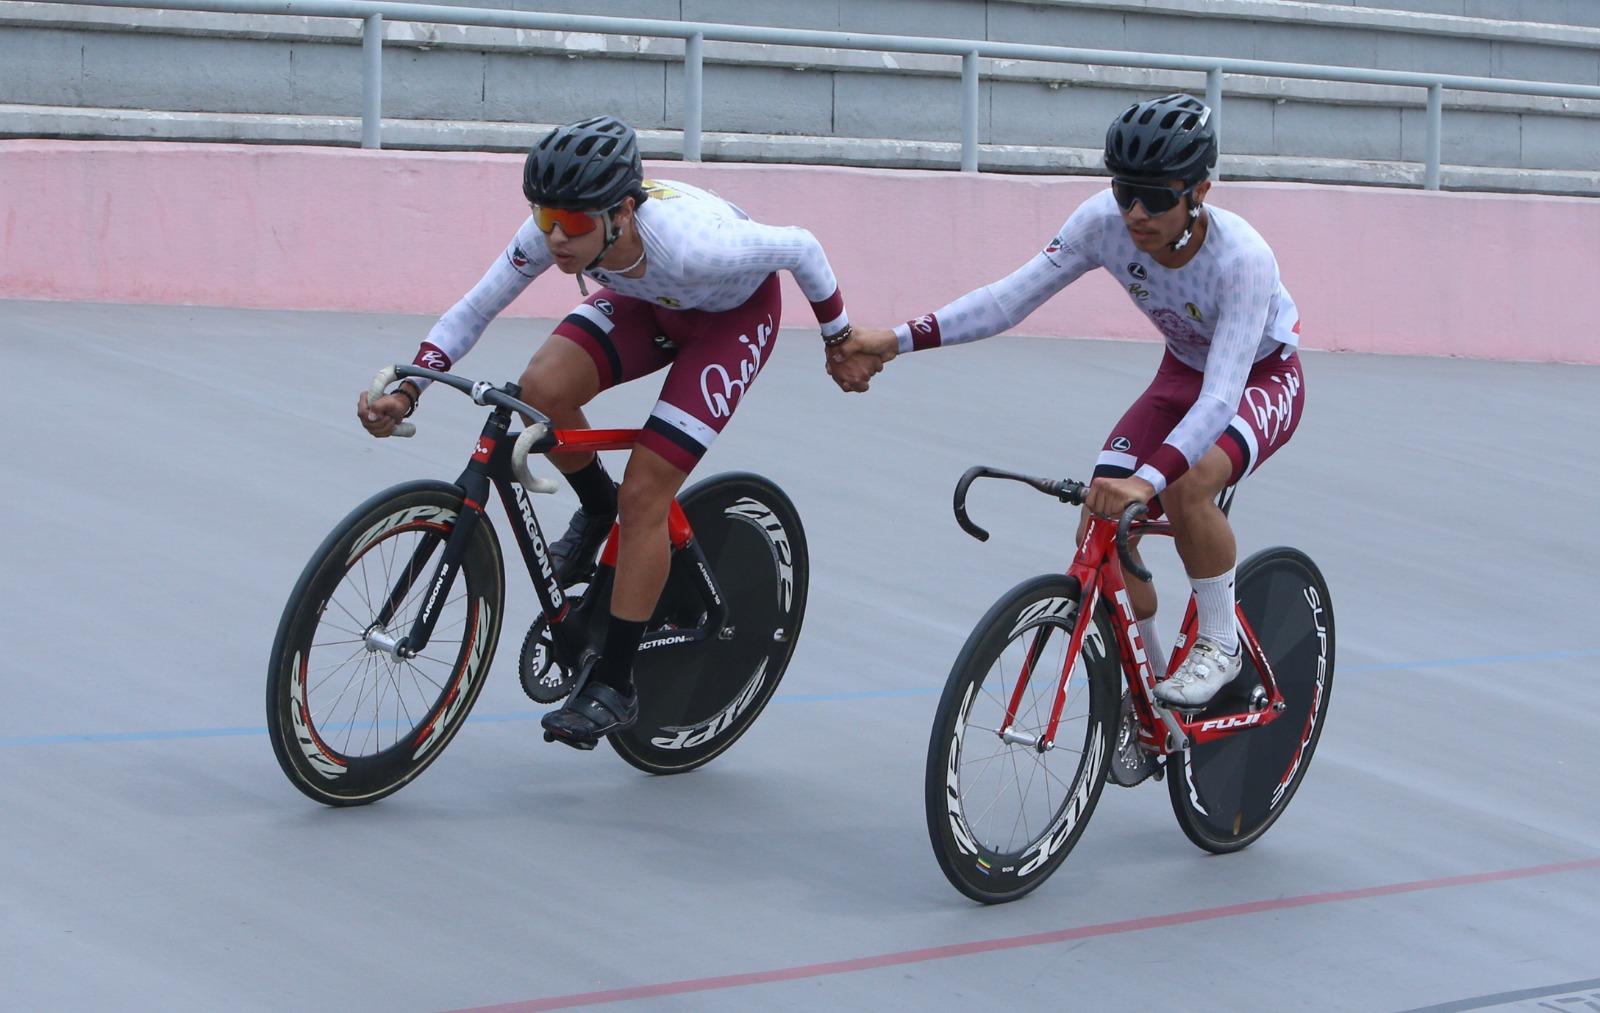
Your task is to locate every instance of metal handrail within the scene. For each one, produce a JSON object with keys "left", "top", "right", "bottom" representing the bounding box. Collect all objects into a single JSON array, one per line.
[{"left": 38, "top": 0, "right": 1600, "bottom": 188}]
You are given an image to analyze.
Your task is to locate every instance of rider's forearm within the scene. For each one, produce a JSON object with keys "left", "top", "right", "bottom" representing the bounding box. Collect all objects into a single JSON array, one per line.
[
  {"left": 1137, "top": 392, "right": 1235, "bottom": 494},
  {"left": 406, "top": 239, "right": 539, "bottom": 392},
  {"left": 890, "top": 250, "right": 1088, "bottom": 354}
]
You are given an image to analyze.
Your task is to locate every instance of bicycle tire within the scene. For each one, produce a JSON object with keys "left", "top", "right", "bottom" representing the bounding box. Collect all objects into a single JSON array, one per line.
[
  {"left": 925, "top": 574, "right": 1119, "bottom": 904},
  {"left": 608, "top": 472, "right": 808, "bottom": 774},
  {"left": 1167, "top": 546, "right": 1335, "bottom": 853},
  {"left": 267, "top": 481, "right": 505, "bottom": 806}
]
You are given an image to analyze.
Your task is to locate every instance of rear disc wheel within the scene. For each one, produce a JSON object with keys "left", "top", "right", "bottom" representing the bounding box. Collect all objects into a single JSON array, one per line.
[
  {"left": 608, "top": 472, "right": 808, "bottom": 774},
  {"left": 1167, "top": 546, "right": 1335, "bottom": 852}
]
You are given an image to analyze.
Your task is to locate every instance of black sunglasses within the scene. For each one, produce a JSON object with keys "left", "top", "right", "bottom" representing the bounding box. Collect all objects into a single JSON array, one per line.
[{"left": 1110, "top": 179, "right": 1197, "bottom": 215}]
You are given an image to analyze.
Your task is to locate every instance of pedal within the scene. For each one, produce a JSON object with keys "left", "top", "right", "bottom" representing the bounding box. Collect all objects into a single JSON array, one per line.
[{"left": 542, "top": 729, "right": 598, "bottom": 751}]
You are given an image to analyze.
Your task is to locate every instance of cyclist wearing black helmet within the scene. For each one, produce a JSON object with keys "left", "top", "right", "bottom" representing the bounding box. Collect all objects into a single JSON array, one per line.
[
  {"left": 358, "top": 115, "right": 858, "bottom": 747},
  {"left": 839, "top": 94, "right": 1306, "bottom": 715}
]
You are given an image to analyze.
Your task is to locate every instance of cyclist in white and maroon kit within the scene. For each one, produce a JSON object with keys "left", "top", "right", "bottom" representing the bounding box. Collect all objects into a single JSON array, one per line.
[
  {"left": 357, "top": 116, "right": 853, "bottom": 747},
  {"left": 839, "top": 94, "right": 1305, "bottom": 713}
]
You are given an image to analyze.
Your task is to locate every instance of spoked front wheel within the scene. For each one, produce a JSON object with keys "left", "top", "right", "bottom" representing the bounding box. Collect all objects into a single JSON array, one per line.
[
  {"left": 266, "top": 481, "right": 505, "bottom": 806},
  {"left": 925, "top": 575, "right": 1119, "bottom": 904},
  {"left": 1167, "top": 546, "right": 1335, "bottom": 852},
  {"left": 608, "top": 472, "right": 809, "bottom": 774}
]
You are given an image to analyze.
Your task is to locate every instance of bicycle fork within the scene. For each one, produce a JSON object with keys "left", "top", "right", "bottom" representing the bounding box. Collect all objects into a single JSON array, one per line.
[{"left": 364, "top": 412, "right": 516, "bottom": 662}]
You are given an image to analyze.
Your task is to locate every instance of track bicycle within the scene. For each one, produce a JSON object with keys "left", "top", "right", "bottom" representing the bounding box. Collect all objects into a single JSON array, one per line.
[
  {"left": 925, "top": 466, "right": 1335, "bottom": 903},
  {"left": 266, "top": 364, "right": 808, "bottom": 806}
]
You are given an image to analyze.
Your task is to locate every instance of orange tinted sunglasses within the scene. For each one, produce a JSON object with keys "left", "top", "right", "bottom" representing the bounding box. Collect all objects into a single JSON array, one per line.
[{"left": 532, "top": 205, "right": 604, "bottom": 237}]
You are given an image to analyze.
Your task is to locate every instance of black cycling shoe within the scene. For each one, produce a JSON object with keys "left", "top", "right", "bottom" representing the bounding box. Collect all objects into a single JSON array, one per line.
[
  {"left": 540, "top": 681, "right": 639, "bottom": 750},
  {"left": 548, "top": 505, "right": 616, "bottom": 588}
]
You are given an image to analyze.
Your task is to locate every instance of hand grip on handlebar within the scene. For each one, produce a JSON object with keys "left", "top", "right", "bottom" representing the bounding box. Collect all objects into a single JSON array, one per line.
[
  {"left": 1117, "top": 503, "right": 1152, "bottom": 583},
  {"left": 511, "top": 425, "right": 561, "bottom": 495},
  {"left": 368, "top": 366, "right": 417, "bottom": 438}
]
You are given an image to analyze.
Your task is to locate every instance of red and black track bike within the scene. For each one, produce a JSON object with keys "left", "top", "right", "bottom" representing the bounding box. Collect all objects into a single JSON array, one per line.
[
  {"left": 266, "top": 365, "right": 807, "bottom": 806},
  {"left": 925, "top": 466, "right": 1335, "bottom": 903}
]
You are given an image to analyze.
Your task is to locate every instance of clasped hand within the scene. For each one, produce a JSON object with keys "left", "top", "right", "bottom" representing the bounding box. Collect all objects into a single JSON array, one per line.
[{"left": 823, "top": 327, "right": 899, "bottom": 393}]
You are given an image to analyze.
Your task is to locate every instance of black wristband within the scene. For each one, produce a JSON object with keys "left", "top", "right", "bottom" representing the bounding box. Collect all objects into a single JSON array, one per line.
[
  {"left": 390, "top": 385, "right": 417, "bottom": 418},
  {"left": 822, "top": 324, "right": 852, "bottom": 348}
]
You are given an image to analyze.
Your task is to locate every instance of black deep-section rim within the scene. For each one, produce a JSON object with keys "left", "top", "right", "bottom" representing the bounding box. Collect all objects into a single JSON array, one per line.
[
  {"left": 925, "top": 575, "right": 1118, "bottom": 904},
  {"left": 1167, "top": 546, "right": 1335, "bottom": 852},
  {"left": 266, "top": 483, "right": 504, "bottom": 807},
  {"left": 608, "top": 472, "right": 808, "bottom": 774}
]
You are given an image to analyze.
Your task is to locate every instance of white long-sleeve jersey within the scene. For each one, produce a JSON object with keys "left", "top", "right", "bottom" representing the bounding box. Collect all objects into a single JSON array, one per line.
[
  {"left": 893, "top": 188, "right": 1301, "bottom": 492},
  {"left": 410, "top": 178, "right": 848, "bottom": 379}
]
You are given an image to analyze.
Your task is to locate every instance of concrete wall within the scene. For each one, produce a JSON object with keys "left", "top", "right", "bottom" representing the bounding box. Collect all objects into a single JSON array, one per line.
[
  {"left": 1306, "top": 0, "right": 1600, "bottom": 28},
  {"left": 2, "top": 139, "right": 1595, "bottom": 364},
  {"left": 4, "top": 0, "right": 1600, "bottom": 194}
]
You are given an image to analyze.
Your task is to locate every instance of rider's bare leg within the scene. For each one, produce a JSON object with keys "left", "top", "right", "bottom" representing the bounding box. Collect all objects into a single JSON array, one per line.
[
  {"left": 610, "top": 446, "right": 688, "bottom": 622},
  {"left": 1160, "top": 445, "right": 1237, "bottom": 652},
  {"left": 570, "top": 446, "right": 687, "bottom": 699},
  {"left": 517, "top": 335, "right": 602, "bottom": 475},
  {"left": 1162, "top": 446, "right": 1236, "bottom": 577}
]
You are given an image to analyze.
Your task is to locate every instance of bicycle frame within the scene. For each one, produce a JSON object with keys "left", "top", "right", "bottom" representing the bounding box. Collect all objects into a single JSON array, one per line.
[
  {"left": 367, "top": 366, "right": 729, "bottom": 670},
  {"left": 953, "top": 466, "right": 1287, "bottom": 759},
  {"left": 1052, "top": 515, "right": 1287, "bottom": 756}
]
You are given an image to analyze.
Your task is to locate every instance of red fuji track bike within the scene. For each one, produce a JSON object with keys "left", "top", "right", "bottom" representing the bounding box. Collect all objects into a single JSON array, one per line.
[
  {"left": 267, "top": 365, "right": 807, "bottom": 806},
  {"left": 925, "top": 466, "right": 1335, "bottom": 903}
]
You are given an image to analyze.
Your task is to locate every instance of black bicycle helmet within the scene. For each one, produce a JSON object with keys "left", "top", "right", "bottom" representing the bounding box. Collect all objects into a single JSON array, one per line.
[
  {"left": 523, "top": 115, "right": 645, "bottom": 211},
  {"left": 1103, "top": 93, "right": 1217, "bottom": 184}
]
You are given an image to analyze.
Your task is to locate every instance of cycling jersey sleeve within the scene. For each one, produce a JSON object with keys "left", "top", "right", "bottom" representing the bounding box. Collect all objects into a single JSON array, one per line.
[
  {"left": 1133, "top": 245, "right": 1278, "bottom": 494},
  {"left": 692, "top": 219, "right": 850, "bottom": 335},
  {"left": 891, "top": 199, "right": 1106, "bottom": 353},
  {"left": 407, "top": 218, "right": 549, "bottom": 388}
]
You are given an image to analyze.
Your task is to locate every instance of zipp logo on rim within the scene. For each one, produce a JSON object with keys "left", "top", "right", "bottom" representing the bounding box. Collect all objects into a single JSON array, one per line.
[
  {"left": 1016, "top": 724, "right": 1106, "bottom": 876},
  {"left": 1009, "top": 596, "right": 1075, "bottom": 638},
  {"left": 347, "top": 505, "right": 456, "bottom": 564},
  {"left": 412, "top": 599, "right": 494, "bottom": 759},
  {"left": 725, "top": 497, "right": 794, "bottom": 610},
  {"left": 649, "top": 659, "right": 767, "bottom": 749},
  {"left": 945, "top": 682, "right": 982, "bottom": 857}
]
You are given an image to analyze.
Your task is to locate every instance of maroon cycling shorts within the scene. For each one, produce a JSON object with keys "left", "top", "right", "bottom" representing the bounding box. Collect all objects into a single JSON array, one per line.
[
  {"left": 1094, "top": 347, "right": 1306, "bottom": 492},
  {"left": 552, "top": 274, "right": 783, "bottom": 474}
]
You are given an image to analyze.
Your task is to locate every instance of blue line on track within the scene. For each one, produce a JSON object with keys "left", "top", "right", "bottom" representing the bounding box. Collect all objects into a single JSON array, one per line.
[{"left": 4, "top": 647, "right": 1596, "bottom": 748}]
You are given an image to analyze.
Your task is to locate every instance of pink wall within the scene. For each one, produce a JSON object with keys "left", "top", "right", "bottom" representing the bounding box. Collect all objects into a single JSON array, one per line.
[{"left": 3, "top": 139, "right": 1596, "bottom": 363}]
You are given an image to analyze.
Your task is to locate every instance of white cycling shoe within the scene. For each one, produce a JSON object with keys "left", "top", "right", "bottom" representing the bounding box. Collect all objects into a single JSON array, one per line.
[{"left": 1153, "top": 638, "right": 1242, "bottom": 709}]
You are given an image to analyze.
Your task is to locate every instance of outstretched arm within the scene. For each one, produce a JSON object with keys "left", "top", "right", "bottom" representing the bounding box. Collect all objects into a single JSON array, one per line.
[{"left": 359, "top": 219, "right": 548, "bottom": 434}]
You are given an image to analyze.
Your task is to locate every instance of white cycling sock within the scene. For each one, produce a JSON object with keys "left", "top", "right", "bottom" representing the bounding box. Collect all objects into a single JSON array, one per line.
[
  {"left": 1190, "top": 569, "right": 1239, "bottom": 655},
  {"left": 1136, "top": 616, "right": 1168, "bottom": 679}
]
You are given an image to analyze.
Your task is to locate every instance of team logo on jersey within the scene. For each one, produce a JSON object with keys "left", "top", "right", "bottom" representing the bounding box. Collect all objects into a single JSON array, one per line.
[
  {"left": 1185, "top": 302, "right": 1204, "bottom": 323},
  {"left": 1150, "top": 308, "right": 1204, "bottom": 346},
  {"left": 657, "top": 296, "right": 682, "bottom": 308},
  {"left": 642, "top": 180, "right": 685, "bottom": 201},
  {"left": 1127, "top": 262, "right": 1147, "bottom": 280},
  {"left": 1044, "top": 235, "right": 1065, "bottom": 256},
  {"left": 1127, "top": 283, "right": 1150, "bottom": 302},
  {"left": 593, "top": 299, "right": 614, "bottom": 316},
  {"left": 910, "top": 315, "right": 936, "bottom": 336},
  {"left": 510, "top": 246, "right": 529, "bottom": 269},
  {"left": 414, "top": 344, "right": 450, "bottom": 372},
  {"left": 1111, "top": 436, "right": 1133, "bottom": 452}
]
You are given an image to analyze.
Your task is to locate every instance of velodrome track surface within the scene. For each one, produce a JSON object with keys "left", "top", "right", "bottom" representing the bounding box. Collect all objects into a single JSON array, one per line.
[{"left": 4, "top": 299, "right": 1597, "bottom": 1012}]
